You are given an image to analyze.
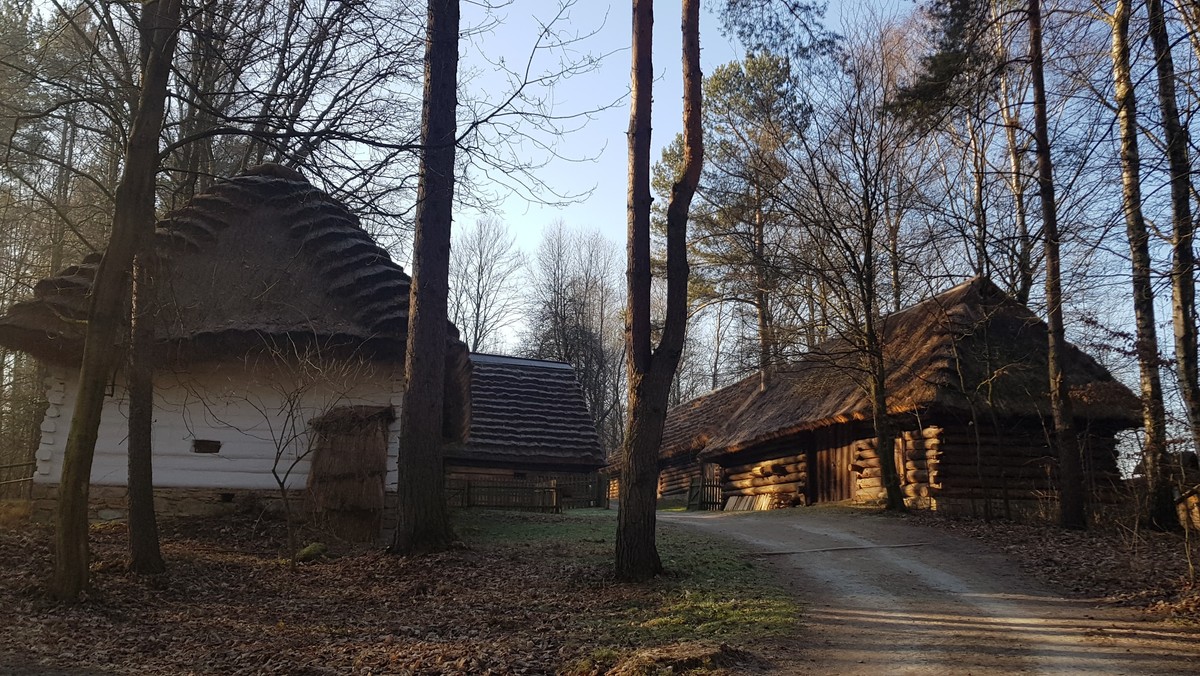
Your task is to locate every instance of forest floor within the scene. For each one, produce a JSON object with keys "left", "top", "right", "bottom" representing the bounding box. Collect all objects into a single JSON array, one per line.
[
  {"left": 4, "top": 504, "right": 1198, "bottom": 674},
  {"left": 664, "top": 506, "right": 1200, "bottom": 675},
  {"left": 0, "top": 506, "right": 797, "bottom": 675}
]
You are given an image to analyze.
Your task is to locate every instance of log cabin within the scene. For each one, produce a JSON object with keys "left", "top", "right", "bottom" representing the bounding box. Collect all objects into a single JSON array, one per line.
[
  {"left": 659, "top": 277, "right": 1143, "bottom": 517},
  {"left": 0, "top": 165, "right": 604, "bottom": 530}
]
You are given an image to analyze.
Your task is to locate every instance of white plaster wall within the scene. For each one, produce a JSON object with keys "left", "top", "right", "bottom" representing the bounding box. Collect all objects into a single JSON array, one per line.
[{"left": 35, "top": 358, "right": 403, "bottom": 491}]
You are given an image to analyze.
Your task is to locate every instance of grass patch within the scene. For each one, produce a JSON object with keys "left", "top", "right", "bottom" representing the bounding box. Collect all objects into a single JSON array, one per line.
[{"left": 456, "top": 508, "right": 800, "bottom": 646}]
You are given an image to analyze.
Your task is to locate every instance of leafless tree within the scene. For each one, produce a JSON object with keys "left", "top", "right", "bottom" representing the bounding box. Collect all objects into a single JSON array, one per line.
[
  {"left": 616, "top": 0, "right": 703, "bottom": 581},
  {"left": 521, "top": 222, "right": 625, "bottom": 453},
  {"left": 449, "top": 216, "right": 524, "bottom": 353}
]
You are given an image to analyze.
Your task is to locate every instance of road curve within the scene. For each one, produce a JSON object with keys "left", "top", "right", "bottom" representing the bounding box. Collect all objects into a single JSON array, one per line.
[{"left": 661, "top": 508, "right": 1200, "bottom": 675}]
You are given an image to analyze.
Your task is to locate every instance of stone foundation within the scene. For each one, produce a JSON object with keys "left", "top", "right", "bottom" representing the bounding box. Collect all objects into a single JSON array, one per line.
[
  {"left": 29, "top": 484, "right": 389, "bottom": 543},
  {"left": 28, "top": 484, "right": 289, "bottom": 523}
]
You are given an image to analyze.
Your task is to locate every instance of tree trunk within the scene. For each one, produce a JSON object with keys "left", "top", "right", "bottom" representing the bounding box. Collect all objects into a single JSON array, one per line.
[
  {"left": 49, "top": 0, "right": 182, "bottom": 602},
  {"left": 865, "top": 315, "right": 904, "bottom": 511},
  {"left": 1147, "top": 0, "right": 1200, "bottom": 457},
  {"left": 992, "top": 1, "right": 1033, "bottom": 305},
  {"left": 127, "top": 252, "right": 165, "bottom": 572},
  {"left": 1029, "top": 0, "right": 1085, "bottom": 530},
  {"left": 1109, "top": 0, "right": 1174, "bottom": 530},
  {"left": 616, "top": 0, "right": 703, "bottom": 582},
  {"left": 390, "top": 0, "right": 460, "bottom": 554},
  {"left": 754, "top": 198, "right": 774, "bottom": 382}
]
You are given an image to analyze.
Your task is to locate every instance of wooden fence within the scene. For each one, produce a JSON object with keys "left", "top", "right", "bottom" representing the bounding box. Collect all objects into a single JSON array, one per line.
[
  {"left": 0, "top": 461, "right": 34, "bottom": 499},
  {"left": 445, "top": 475, "right": 605, "bottom": 512},
  {"left": 686, "top": 464, "right": 723, "bottom": 511}
]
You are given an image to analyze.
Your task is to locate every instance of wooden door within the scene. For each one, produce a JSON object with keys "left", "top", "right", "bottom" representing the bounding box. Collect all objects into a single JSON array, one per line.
[{"left": 813, "top": 444, "right": 854, "bottom": 503}]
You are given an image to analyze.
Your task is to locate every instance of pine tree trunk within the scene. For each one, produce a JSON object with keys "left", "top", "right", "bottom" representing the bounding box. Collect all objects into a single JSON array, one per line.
[
  {"left": 1029, "top": 0, "right": 1085, "bottom": 530},
  {"left": 391, "top": 0, "right": 459, "bottom": 554},
  {"left": 50, "top": 0, "right": 182, "bottom": 601},
  {"left": 1109, "top": 0, "right": 1175, "bottom": 530},
  {"left": 1147, "top": 0, "right": 1200, "bottom": 457},
  {"left": 616, "top": 0, "right": 703, "bottom": 582},
  {"left": 127, "top": 252, "right": 165, "bottom": 572},
  {"left": 754, "top": 200, "right": 774, "bottom": 380}
]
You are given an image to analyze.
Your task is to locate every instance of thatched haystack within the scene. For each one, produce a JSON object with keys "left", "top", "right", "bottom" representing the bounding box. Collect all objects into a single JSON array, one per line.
[{"left": 307, "top": 405, "right": 395, "bottom": 542}]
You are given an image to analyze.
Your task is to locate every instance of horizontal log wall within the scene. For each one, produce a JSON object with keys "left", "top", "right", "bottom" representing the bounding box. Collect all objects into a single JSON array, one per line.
[
  {"left": 658, "top": 457, "right": 701, "bottom": 498},
  {"left": 720, "top": 450, "right": 808, "bottom": 509},
  {"left": 851, "top": 422, "right": 1125, "bottom": 514},
  {"left": 705, "top": 417, "right": 1126, "bottom": 514},
  {"left": 853, "top": 427, "right": 942, "bottom": 505}
]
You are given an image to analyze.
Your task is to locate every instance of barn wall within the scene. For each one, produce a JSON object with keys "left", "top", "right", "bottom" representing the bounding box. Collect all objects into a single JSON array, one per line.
[
  {"left": 34, "top": 359, "right": 400, "bottom": 491},
  {"left": 658, "top": 456, "right": 702, "bottom": 498},
  {"left": 718, "top": 436, "right": 812, "bottom": 510},
  {"left": 852, "top": 421, "right": 1124, "bottom": 514},
  {"left": 714, "top": 418, "right": 1125, "bottom": 513}
]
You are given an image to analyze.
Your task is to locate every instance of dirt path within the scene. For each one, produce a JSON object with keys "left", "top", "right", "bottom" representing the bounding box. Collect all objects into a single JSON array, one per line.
[{"left": 661, "top": 508, "right": 1200, "bottom": 675}]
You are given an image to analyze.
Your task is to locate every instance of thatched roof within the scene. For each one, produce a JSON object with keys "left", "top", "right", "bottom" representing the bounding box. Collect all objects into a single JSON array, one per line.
[
  {"left": 661, "top": 277, "right": 1142, "bottom": 462},
  {"left": 445, "top": 354, "right": 605, "bottom": 470},
  {"left": 0, "top": 164, "right": 450, "bottom": 364},
  {"left": 659, "top": 376, "right": 762, "bottom": 461}
]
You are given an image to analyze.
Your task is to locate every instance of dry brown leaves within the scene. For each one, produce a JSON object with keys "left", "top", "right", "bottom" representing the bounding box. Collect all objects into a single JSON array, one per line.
[
  {"left": 903, "top": 511, "right": 1200, "bottom": 623},
  {"left": 0, "top": 514, "right": 666, "bottom": 675}
]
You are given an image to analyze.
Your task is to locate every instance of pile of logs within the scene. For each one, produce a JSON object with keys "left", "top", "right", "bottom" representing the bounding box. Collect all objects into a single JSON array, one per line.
[
  {"left": 852, "top": 427, "right": 942, "bottom": 504},
  {"left": 720, "top": 453, "right": 807, "bottom": 507}
]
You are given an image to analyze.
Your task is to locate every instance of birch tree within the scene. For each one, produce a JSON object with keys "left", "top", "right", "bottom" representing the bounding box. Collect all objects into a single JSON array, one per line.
[{"left": 1101, "top": 0, "right": 1173, "bottom": 529}]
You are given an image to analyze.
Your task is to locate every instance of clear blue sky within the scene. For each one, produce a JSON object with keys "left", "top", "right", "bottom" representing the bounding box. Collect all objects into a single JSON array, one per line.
[{"left": 453, "top": 1, "right": 906, "bottom": 255}]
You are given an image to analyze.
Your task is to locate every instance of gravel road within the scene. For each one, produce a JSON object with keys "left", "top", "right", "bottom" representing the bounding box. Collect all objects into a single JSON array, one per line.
[{"left": 661, "top": 507, "right": 1200, "bottom": 675}]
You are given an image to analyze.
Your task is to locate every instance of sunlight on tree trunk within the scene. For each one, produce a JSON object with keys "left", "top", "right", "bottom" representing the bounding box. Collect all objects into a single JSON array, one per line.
[
  {"left": 1147, "top": 0, "right": 1200, "bottom": 460},
  {"left": 616, "top": 0, "right": 703, "bottom": 582},
  {"left": 1106, "top": 0, "right": 1174, "bottom": 531}
]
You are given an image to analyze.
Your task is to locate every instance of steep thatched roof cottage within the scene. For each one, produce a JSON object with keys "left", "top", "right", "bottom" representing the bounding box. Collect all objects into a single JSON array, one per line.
[
  {"left": 660, "top": 277, "right": 1142, "bottom": 516},
  {"left": 0, "top": 165, "right": 603, "bottom": 526}
]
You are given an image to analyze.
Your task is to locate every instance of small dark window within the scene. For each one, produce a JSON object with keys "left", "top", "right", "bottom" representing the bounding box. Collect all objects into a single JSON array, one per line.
[{"left": 192, "top": 439, "right": 221, "bottom": 454}]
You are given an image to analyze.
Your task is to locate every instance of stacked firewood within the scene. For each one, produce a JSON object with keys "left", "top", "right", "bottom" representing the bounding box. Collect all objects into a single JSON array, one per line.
[
  {"left": 852, "top": 427, "right": 942, "bottom": 503},
  {"left": 720, "top": 454, "right": 807, "bottom": 505}
]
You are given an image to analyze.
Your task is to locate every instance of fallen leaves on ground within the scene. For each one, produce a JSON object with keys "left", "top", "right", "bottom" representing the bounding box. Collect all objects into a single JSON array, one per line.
[
  {"left": 0, "top": 511, "right": 788, "bottom": 675},
  {"left": 901, "top": 511, "right": 1200, "bottom": 623}
]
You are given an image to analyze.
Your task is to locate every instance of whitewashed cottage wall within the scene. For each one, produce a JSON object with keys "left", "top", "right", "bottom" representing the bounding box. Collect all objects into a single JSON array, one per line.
[{"left": 35, "top": 359, "right": 403, "bottom": 491}]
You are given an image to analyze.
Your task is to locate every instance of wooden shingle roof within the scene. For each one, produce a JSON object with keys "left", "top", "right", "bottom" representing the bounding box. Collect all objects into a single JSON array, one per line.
[
  {"left": 445, "top": 354, "right": 605, "bottom": 470},
  {"left": 662, "top": 277, "right": 1142, "bottom": 462}
]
